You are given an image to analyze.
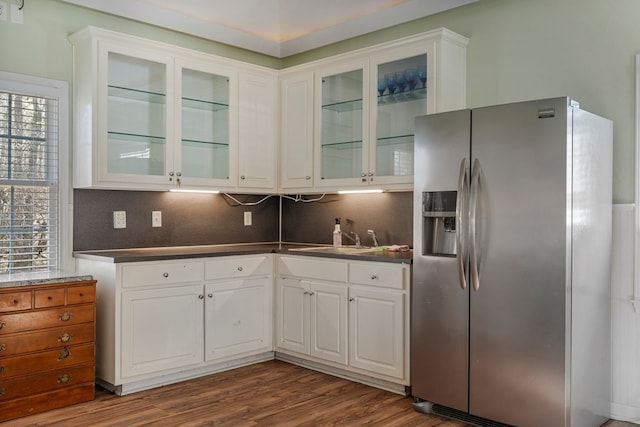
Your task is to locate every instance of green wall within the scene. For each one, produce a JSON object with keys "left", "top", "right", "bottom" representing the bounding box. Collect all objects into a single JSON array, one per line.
[{"left": 1, "top": 0, "right": 637, "bottom": 202}]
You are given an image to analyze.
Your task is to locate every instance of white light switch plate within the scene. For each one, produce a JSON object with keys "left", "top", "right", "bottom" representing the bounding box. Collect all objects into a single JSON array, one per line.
[
  {"left": 244, "top": 211, "right": 252, "bottom": 226},
  {"left": 152, "top": 211, "right": 162, "bottom": 227},
  {"left": 113, "top": 211, "right": 126, "bottom": 229}
]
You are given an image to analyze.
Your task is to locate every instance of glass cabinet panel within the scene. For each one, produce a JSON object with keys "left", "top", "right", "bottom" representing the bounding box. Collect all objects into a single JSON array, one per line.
[
  {"left": 180, "top": 69, "right": 230, "bottom": 180},
  {"left": 375, "top": 54, "right": 427, "bottom": 179},
  {"left": 107, "top": 52, "right": 167, "bottom": 176},
  {"left": 320, "top": 69, "right": 364, "bottom": 180}
]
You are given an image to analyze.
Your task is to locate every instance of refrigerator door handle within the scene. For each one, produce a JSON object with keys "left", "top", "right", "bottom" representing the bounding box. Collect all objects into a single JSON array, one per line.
[
  {"left": 470, "top": 158, "right": 481, "bottom": 291},
  {"left": 456, "top": 158, "right": 469, "bottom": 290}
]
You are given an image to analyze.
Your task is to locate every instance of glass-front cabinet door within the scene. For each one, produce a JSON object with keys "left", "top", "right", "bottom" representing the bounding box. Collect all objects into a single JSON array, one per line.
[
  {"left": 102, "top": 47, "right": 173, "bottom": 185},
  {"left": 315, "top": 61, "right": 369, "bottom": 187},
  {"left": 176, "top": 60, "right": 236, "bottom": 188},
  {"left": 371, "top": 51, "right": 428, "bottom": 185}
]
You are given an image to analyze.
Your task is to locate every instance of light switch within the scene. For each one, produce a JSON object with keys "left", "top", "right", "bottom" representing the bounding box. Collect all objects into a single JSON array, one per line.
[
  {"left": 152, "top": 211, "right": 162, "bottom": 227},
  {"left": 244, "top": 211, "right": 252, "bottom": 226},
  {"left": 113, "top": 211, "right": 126, "bottom": 229}
]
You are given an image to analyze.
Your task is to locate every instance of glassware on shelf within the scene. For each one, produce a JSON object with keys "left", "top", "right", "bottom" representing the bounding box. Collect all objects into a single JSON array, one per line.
[
  {"left": 377, "top": 77, "right": 386, "bottom": 96},
  {"left": 404, "top": 68, "right": 418, "bottom": 91},
  {"left": 417, "top": 64, "right": 427, "bottom": 88},
  {"left": 395, "top": 71, "right": 407, "bottom": 93},
  {"left": 384, "top": 73, "right": 397, "bottom": 94}
]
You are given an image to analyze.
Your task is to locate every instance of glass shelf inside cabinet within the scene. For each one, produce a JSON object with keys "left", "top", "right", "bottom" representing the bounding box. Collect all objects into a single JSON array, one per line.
[
  {"left": 321, "top": 98, "right": 363, "bottom": 113},
  {"left": 182, "top": 138, "right": 229, "bottom": 148},
  {"left": 377, "top": 87, "right": 426, "bottom": 105},
  {"left": 108, "top": 85, "right": 166, "bottom": 104},
  {"left": 377, "top": 134, "right": 414, "bottom": 147},
  {"left": 182, "top": 97, "right": 229, "bottom": 112},
  {"left": 108, "top": 131, "right": 166, "bottom": 144},
  {"left": 322, "top": 139, "right": 363, "bottom": 149}
]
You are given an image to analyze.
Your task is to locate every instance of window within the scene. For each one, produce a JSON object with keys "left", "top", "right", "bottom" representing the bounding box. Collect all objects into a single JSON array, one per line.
[{"left": 0, "top": 72, "right": 69, "bottom": 274}]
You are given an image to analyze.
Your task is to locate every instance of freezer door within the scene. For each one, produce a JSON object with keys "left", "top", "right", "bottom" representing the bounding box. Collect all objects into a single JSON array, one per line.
[
  {"left": 412, "top": 110, "right": 470, "bottom": 411},
  {"left": 468, "top": 98, "right": 570, "bottom": 427}
]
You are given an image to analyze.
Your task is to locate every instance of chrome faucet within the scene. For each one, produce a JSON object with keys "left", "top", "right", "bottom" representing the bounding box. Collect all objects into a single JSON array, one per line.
[
  {"left": 341, "top": 231, "right": 362, "bottom": 247},
  {"left": 367, "top": 229, "right": 379, "bottom": 247}
]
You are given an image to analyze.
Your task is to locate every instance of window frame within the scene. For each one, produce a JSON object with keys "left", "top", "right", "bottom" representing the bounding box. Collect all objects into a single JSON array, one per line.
[{"left": 0, "top": 71, "right": 71, "bottom": 273}]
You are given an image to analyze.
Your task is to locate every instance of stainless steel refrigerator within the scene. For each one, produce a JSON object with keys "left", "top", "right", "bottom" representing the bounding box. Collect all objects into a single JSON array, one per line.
[{"left": 411, "top": 97, "right": 612, "bottom": 427}]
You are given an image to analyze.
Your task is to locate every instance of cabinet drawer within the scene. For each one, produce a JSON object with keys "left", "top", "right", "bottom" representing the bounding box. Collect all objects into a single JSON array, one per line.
[
  {"left": 0, "top": 323, "right": 95, "bottom": 356},
  {"left": 67, "top": 284, "right": 96, "bottom": 305},
  {"left": 0, "top": 291, "right": 32, "bottom": 312},
  {"left": 0, "top": 364, "right": 94, "bottom": 402},
  {"left": 277, "top": 256, "right": 348, "bottom": 283},
  {"left": 0, "top": 343, "right": 94, "bottom": 379},
  {"left": 0, "top": 304, "right": 95, "bottom": 335},
  {"left": 349, "top": 263, "right": 406, "bottom": 289},
  {"left": 121, "top": 260, "right": 203, "bottom": 288},
  {"left": 35, "top": 288, "right": 66, "bottom": 308},
  {"left": 205, "top": 256, "right": 271, "bottom": 280},
  {"left": 0, "top": 383, "right": 94, "bottom": 423}
]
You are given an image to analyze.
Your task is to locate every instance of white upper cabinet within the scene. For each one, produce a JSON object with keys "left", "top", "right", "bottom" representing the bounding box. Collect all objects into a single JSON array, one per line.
[
  {"left": 280, "top": 28, "right": 468, "bottom": 193},
  {"left": 70, "top": 27, "right": 275, "bottom": 192}
]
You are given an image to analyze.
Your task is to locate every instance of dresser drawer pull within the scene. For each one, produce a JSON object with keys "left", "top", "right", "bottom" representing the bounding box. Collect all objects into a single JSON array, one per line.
[
  {"left": 0, "top": 344, "right": 5, "bottom": 352},
  {"left": 58, "top": 333, "right": 72, "bottom": 343},
  {"left": 0, "top": 366, "right": 4, "bottom": 374},
  {"left": 58, "top": 347, "right": 71, "bottom": 361},
  {"left": 0, "top": 387, "right": 4, "bottom": 396},
  {"left": 57, "top": 374, "right": 72, "bottom": 384},
  {"left": 12, "top": 299, "right": 19, "bottom": 305},
  {"left": 59, "top": 312, "right": 72, "bottom": 322},
  {"left": 0, "top": 321, "right": 4, "bottom": 329}
]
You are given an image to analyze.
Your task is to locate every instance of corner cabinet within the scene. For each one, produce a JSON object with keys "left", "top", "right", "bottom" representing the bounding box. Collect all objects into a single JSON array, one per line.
[
  {"left": 70, "top": 27, "right": 277, "bottom": 193},
  {"left": 280, "top": 28, "right": 468, "bottom": 192}
]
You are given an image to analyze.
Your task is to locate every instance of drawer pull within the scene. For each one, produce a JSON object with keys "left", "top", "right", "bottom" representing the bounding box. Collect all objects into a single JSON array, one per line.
[
  {"left": 12, "top": 299, "right": 18, "bottom": 305},
  {"left": 237, "top": 266, "right": 243, "bottom": 272},
  {"left": 0, "top": 366, "right": 4, "bottom": 374},
  {"left": 57, "top": 374, "right": 72, "bottom": 384},
  {"left": 58, "top": 347, "right": 71, "bottom": 361},
  {"left": 58, "top": 333, "right": 72, "bottom": 343},
  {"left": 0, "top": 321, "right": 4, "bottom": 329},
  {"left": 59, "top": 312, "right": 72, "bottom": 322},
  {"left": 163, "top": 272, "right": 169, "bottom": 278},
  {"left": 0, "top": 387, "right": 4, "bottom": 396},
  {"left": 48, "top": 296, "right": 53, "bottom": 300},
  {"left": 371, "top": 275, "right": 379, "bottom": 280},
  {"left": 79, "top": 293, "right": 84, "bottom": 297},
  {"left": 0, "top": 344, "right": 5, "bottom": 352},
  {"left": 207, "top": 293, "right": 213, "bottom": 298},
  {"left": 349, "top": 297, "right": 355, "bottom": 302},
  {"left": 198, "top": 294, "right": 204, "bottom": 299}
]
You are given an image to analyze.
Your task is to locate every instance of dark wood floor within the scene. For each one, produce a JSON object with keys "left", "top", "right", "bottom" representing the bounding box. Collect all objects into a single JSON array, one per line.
[{"left": 2, "top": 360, "right": 635, "bottom": 426}]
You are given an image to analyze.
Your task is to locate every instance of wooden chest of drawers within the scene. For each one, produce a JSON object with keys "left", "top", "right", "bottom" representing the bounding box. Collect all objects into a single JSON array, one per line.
[{"left": 0, "top": 280, "right": 97, "bottom": 423}]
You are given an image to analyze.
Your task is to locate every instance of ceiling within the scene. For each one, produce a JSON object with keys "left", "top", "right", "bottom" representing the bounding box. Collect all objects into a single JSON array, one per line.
[{"left": 60, "top": 0, "right": 477, "bottom": 57}]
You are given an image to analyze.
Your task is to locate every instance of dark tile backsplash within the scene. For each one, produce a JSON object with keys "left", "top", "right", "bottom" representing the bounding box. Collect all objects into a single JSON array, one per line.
[{"left": 73, "top": 189, "right": 413, "bottom": 251}]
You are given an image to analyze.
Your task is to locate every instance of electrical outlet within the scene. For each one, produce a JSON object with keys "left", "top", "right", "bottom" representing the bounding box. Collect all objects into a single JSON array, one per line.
[
  {"left": 244, "top": 211, "right": 252, "bottom": 226},
  {"left": 152, "top": 211, "right": 162, "bottom": 227},
  {"left": 0, "top": 2, "right": 7, "bottom": 21},
  {"left": 113, "top": 211, "right": 126, "bottom": 229},
  {"left": 10, "top": 3, "right": 23, "bottom": 24}
]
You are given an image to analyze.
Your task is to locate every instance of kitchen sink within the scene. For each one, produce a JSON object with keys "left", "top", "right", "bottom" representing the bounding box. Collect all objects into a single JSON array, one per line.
[{"left": 289, "top": 245, "right": 377, "bottom": 255}]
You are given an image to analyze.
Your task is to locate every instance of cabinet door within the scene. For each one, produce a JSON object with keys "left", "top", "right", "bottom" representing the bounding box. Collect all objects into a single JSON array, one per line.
[
  {"left": 121, "top": 285, "right": 203, "bottom": 379},
  {"left": 275, "top": 277, "right": 309, "bottom": 354},
  {"left": 175, "top": 59, "right": 238, "bottom": 188},
  {"left": 309, "top": 281, "right": 348, "bottom": 365},
  {"left": 238, "top": 71, "right": 277, "bottom": 190},
  {"left": 280, "top": 72, "right": 314, "bottom": 189},
  {"left": 315, "top": 60, "right": 369, "bottom": 187},
  {"left": 348, "top": 286, "right": 405, "bottom": 380},
  {"left": 204, "top": 277, "right": 272, "bottom": 361},
  {"left": 370, "top": 49, "right": 428, "bottom": 186},
  {"left": 99, "top": 42, "right": 174, "bottom": 186}
]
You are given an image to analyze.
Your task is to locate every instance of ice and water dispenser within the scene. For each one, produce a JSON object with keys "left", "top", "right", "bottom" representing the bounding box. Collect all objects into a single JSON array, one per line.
[{"left": 422, "top": 191, "right": 457, "bottom": 256}]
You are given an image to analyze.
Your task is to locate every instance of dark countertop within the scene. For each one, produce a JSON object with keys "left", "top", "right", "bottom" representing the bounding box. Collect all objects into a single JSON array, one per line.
[
  {"left": 73, "top": 242, "right": 413, "bottom": 264},
  {"left": 0, "top": 271, "right": 94, "bottom": 289}
]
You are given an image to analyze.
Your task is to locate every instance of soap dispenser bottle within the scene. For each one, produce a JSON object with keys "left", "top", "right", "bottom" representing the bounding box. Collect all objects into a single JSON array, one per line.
[{"left": 333, "top": 217, "right": 342, "bottom": 247}]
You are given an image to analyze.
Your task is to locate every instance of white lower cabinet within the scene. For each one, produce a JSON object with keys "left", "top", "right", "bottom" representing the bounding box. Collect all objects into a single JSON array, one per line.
[
  {"left": 275, "top": 255, "right": 410, "bottom": 386},
  {"left": 121, "top": 284, "right": 204, "bottom": 378}
]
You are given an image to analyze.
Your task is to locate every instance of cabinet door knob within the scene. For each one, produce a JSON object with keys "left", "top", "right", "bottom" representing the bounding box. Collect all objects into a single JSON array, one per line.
[
  {"left": 237, "top": 266, "right": 243, "bottom": 272},
  {"left": 303, "top": 291, "right": 309, "bottom": 295},
  {"left": 309, "top": 292, "right": 315, "bottom": 296},
  {"left": 349, "top": 297, "right": 355, "bottom": 302},
  {"left": 169, "top": 172, "right": 174, "bottom": 176},
  {"left": 59, "top": 312, "right": 72, "bottom": 322},
  {"left": 208, "top": 293, "right": 213, "bottom": 298},
  {"left": 163, "top": 272, "right": 169, "bottom": 278},
  {"left": 361, "top": 173, "right": 367, "bottom": 177},
  {"left": 371, "top": 275, "right": 378, "bottom": 280},
  {"left": 240, "top": 175, "right": 246, "bottom": 180},
  {"left": 305, "top": 176, "right": 311, "bottom": 180},
  {"left": 198, "top": 294, "right": 204, "bottom": 299},
  {"left": 176, "top": 172, "right": 182, "bottom": 177},
  {"left": 368, "top": 172, "right": 374, "bottom": 176}
]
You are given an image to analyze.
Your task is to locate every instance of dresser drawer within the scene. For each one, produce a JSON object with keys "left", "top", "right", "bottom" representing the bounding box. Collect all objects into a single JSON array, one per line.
[
  {"left": 0, "top": 304, "right": 95, "bottom": 335},
  {"left": 35, "top": 288, "right": 66, "bottom": 308},
  {"left": 349, "top": 262, "right": 406, "bottom": 289},
  {"left": 278, "top": 256, "right": 348, "bottom": 283},
  {"left": 205, "top": 255, "right": 271, "bottom": 280},
  {"left": 0, "top": 364, "right": 94, "bottom": 402},
  {"left": 67, "top": 284, "right": 96, "bottom": 305},
  {"left": 121, "top": 260, "right": 203, "bottom": 288},
  {"left": 0, "top": 323, "right": 95, "bottom": 356},
  {"left": 0, "top": 291, "right": 32, "bottom": 312},
  {"left": 0, "top": 343, "right": 94, "bottom": 379}
]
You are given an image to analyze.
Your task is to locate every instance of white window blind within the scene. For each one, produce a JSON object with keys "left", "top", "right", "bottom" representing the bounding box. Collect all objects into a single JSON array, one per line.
[{"left": 0, "top": 91, "right": 59, "bottom": 273}]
